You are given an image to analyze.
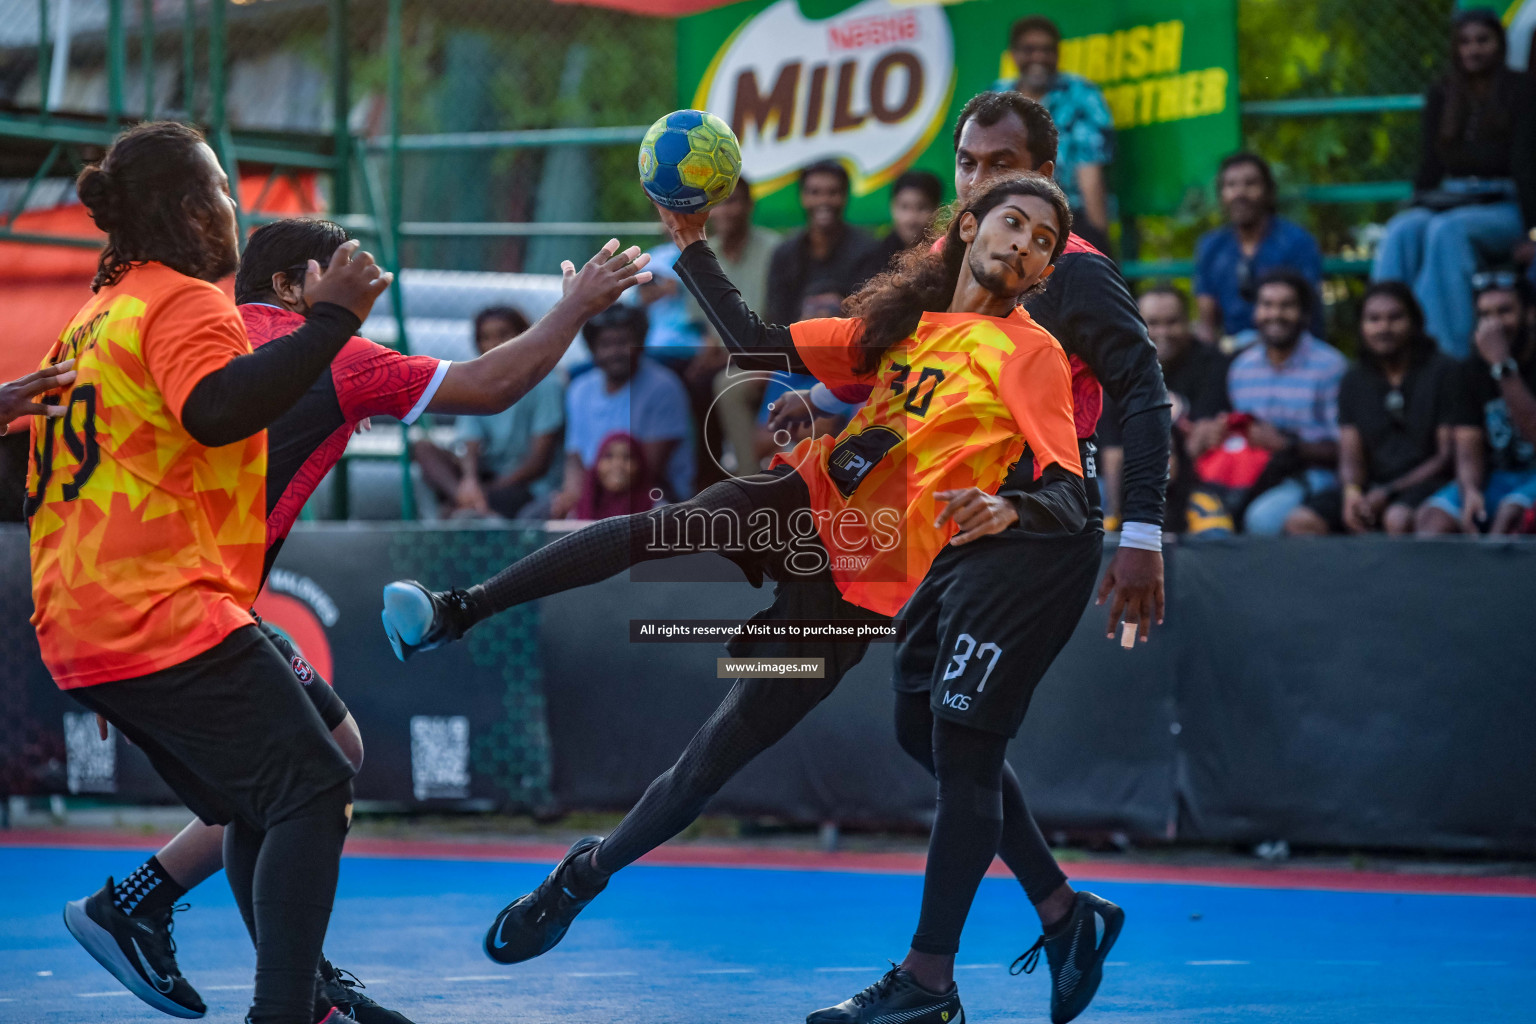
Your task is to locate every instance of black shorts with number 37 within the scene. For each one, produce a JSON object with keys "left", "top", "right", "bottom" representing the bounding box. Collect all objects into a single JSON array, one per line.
[{"left": 894, "top": 528, "right": 1103, "bottom": 738}]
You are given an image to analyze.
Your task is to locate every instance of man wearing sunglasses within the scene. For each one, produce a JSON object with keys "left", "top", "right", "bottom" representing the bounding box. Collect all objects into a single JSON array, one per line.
[{"left": 1416, "top": 269, "right": 1536, "bottom": 534}]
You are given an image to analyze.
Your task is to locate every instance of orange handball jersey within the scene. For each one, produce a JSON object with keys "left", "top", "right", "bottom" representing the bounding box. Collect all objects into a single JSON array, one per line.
[
  {"left": 773, "top": 309, "right": 1082, "bottom": 617},
  {"left": 26, "top": 263, "right": 267, "bottom": 689}
]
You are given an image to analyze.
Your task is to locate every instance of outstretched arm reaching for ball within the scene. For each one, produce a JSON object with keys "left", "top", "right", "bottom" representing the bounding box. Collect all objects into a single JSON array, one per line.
[
  {"left": 426, "top": 238, "right": 653, "bottom": 415},
  {"left": 654, "top": 203, "right": 812, "bottom": 376}
]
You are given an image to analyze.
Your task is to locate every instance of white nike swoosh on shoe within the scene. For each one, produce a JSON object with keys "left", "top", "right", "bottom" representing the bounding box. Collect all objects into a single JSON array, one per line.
[
  {"left": 1094, "top": 909, "right": 1105, "bottom": 949},
  {"left": 132, "top": 936, "right": 176, "bottom": 994},
  {"left": 491, "top": 912, "right": 517, "bottom": 950}
]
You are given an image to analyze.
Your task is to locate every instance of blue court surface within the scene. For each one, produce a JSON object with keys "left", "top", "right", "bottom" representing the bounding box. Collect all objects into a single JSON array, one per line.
[{"left": 1, "top": 843, "right": 1532, "bottom": 1023}]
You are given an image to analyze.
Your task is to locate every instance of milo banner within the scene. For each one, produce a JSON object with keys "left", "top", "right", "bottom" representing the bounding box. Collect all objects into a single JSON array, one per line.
[{"left": 678, "top": 0, "right": 1240, "bottom": 225}]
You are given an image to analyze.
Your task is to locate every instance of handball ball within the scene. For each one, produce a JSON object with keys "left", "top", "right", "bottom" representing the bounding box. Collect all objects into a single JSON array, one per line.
[{"left": 638, "top": 109, "right": 742, "bottom": 212}]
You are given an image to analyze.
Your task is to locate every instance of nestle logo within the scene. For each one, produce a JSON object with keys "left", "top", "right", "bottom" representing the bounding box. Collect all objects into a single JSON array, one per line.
[{"left": 828, "top": 12, "right": 917, "bottom": 52}]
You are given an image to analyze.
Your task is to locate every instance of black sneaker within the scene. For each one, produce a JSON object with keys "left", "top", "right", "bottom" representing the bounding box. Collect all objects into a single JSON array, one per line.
[
  {"left": 63, "top": 877, "right": 206, "bottom": 1019},
  {"left": 1011, "top": 890, "right": 1125, "bottom": 1024},
  {"left": 318, "top": 957, "right": 415, "bottom": 1023},
  {"left": 806, "top": 963, "right": 963, "bottom": 1024},
  {"left": 381, "top": 580, "right": 475, "bottom": 662},
  {"left": 484, "top": 836, "right": 605, "bottom": 965}
]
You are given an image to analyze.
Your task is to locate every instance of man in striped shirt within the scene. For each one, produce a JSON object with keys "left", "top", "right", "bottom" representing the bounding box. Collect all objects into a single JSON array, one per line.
[{"left": 1223, "top": 268, "right": 1347, "bottom": 533}]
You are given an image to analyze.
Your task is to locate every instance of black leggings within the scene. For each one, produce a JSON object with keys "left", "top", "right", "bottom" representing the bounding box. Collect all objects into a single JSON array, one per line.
[
  {"left": 594, "top": 673, "right": 839, "bottom": 873},
  {"left": 895, "top": 692, "right": 1066, "bottom": 910},
  {"left": 470, "top": 472, "right": 806, "bottom": 621},
  {"left": 223, "top": 780, "right": 352, "bottom": 1024}
]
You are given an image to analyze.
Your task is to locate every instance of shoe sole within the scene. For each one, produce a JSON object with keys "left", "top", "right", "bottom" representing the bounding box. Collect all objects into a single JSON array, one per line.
[
  {"left": 381, "top": 581, "right": 435, "bottom": 662},
  {"left": 63, "top": 899, "right": 205, "bottom": 1019}
]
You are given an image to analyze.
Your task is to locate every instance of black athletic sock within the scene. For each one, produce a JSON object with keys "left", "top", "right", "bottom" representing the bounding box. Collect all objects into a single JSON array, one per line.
[
  {"left": 894, "top": 692, "right": 1067, "bottom": 906},
  {"left": 113, "top": 855, "right": 188, "bottom": 918},
  {"left": 467, "top": 478, "right": 759, "bottom": 622},
  {"left": 244, "top": 780, "right": 352, "bottom": 1024},
  {"left": 909, "top": 719, "right": 1011, "bottom": 955},
  {"left": 560, "top": 849, "right": 609, "bottom": 900}
]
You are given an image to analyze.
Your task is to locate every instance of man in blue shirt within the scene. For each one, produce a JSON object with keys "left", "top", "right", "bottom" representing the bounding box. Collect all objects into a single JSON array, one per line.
[
  {"left": 1194, "top": 152, "right": 1324, "bottom": 343},
  {"left": 552, "top": 304, "right": 694, "bottom": 516},
  {"left": 997, "top": 15, "right": 1115, "bottom": 253}
]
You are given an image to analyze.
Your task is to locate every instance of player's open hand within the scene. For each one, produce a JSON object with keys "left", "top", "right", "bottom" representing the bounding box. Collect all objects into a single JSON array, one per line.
[
  {"left": 652, "top": 200, "right": 711, "bottom": 250},
  {"left": 1097, "top": 545, "right": 1165, "bottom": 645},
  {"left": 304, "top": 240, "right": 393, "bottom": 323},
  {"left": 0, "top": 360, "right": 77, "bottom": 432},
  {"left": 936, "top": 488, "right": 1019, "bottom": 545},
  {"left": 562, "top": 239, "right": 654, "bottom": 319}
]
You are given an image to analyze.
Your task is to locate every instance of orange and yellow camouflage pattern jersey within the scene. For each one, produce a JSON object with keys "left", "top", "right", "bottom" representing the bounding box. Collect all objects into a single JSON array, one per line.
[
  {"left": 26, "top": 263, "right": 267, "bottom": 689},
  {"left": 772, "top": 309, "right": 1082, "bottom": 617}
]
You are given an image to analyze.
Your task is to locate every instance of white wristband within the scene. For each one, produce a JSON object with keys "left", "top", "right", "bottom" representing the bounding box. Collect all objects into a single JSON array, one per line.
[
  {"left": 808, "top": 382, "right": 862, "bottom": 417},
  {"left": 1119, "top": 521, "right": 1163, "bottom": 552}
]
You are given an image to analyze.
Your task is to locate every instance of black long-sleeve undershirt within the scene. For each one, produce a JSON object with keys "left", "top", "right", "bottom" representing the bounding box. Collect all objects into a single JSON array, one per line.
[
  {"left": 1021, "top": 249, "right": 1172, "bottom": 528},
  {"left": 180, "top": 302, "right": 361, "bottom": 447},
  {"left": 1001, "top": 463, "right": 1088, "bottom": 537},
  {"left": 673, "top": 240, "right": 809, "bottom": 374}
]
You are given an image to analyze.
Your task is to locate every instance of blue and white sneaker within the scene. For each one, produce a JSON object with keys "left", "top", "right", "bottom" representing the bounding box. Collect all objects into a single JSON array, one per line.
[
  {"left": 381, "top": 580, "right": 475, "bottom": 662},
  {"left": 1012, "top": 890, "right": 1125, "bottom": 1023},
  {"left": 64, "top": 878, "right": 206, "bottom": 1018}
]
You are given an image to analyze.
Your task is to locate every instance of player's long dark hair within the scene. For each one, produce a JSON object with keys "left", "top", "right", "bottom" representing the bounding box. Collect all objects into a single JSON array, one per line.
[
  {"left": 76, "top": 121, "right": 233, "bottom": 291},
  {"left": 843, "top": 172, "right": 1070, "bottom": 376},
  {"left": 235, "top": 218, "right": 349, "bottom": 304}
]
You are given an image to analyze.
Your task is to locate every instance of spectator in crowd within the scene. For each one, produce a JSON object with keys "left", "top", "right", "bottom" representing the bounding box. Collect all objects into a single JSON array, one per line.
[
  {"left": 997, "top": 14, "right": 1114, "bottom": 252},
  {"left": 1372, "top": 9, "right": 1536, "bottom": 357},
  {"left": 552, "top": 304, "right": 693, "bottom": 517},
  {"left": 874, "top": 169, "right": 944, "bottom": 267},
  {"left": 1194, "top": 152, "right": 1323, "bottom": 344},
  {"left": 764, "top": 161, "right": 883, "bottom": 327},
  {"left": 1190, "top": 270, "right": 1345, "bottom": 534},
  {"left": 571, "top": 432, "right": 658, "bottom": 520},
  {"left": 1284, "top": 282, "right": 1459, "bottom": 535},
  {"left": 415, "top": 306, "right": 565, "bottom": 520},
  {"left": 1416, "top": 271, "right": 1536, "bottom": 534},
  {"left": 1100, "top": 284, "right": 1229, "bottom": 528}
]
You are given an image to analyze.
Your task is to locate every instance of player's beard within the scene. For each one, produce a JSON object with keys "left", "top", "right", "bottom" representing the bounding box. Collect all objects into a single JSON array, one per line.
[
  {"left": 205, "top": 244, "right": 240, "bottom": 282},
  {"left": 967, "top": 248, "right": 1022, "bottom": 300}
]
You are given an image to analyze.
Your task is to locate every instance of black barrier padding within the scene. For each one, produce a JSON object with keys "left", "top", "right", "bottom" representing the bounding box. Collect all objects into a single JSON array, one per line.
[
  {"left": 274, "top": 524, "right": 552, "bottom": 809},
  {"left": 5, "top": 524, "right": 1535, "bottom": 854},
  {"left": 1171, "top": 537, "right": 1536, "bottom": 852}
]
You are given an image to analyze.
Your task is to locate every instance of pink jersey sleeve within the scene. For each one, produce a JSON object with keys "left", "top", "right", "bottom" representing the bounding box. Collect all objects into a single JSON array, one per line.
[{"left": 330, "top": 338, "right": 448, "bottom": 424}]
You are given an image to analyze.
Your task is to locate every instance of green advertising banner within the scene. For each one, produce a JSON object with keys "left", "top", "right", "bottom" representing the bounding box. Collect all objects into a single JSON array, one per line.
[{"left": 677, "top": 0, "right": 1240, "bottom": 229}]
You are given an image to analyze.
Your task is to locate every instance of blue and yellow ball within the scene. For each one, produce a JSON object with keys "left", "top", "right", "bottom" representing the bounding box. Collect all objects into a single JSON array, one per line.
[{"left": 638, "top": 109, "right": 742, "bottom": 212}]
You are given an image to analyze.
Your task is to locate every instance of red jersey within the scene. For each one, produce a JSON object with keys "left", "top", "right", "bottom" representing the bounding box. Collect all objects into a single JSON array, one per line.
[{"left": 240, "top": 304, "right": 447, "bottom": 579}]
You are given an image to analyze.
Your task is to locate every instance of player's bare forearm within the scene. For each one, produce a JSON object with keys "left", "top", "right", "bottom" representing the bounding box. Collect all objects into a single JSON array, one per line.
[{"left": 430, "top": 240, "right": 652, "bottom": 415}]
